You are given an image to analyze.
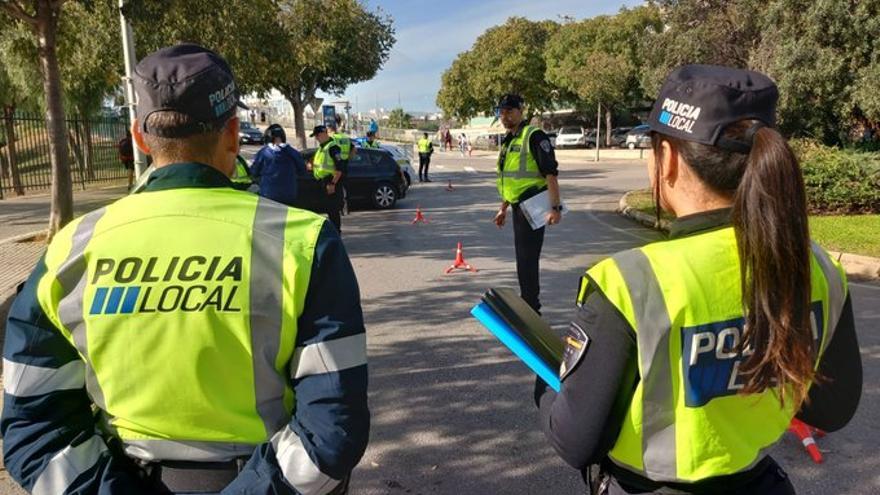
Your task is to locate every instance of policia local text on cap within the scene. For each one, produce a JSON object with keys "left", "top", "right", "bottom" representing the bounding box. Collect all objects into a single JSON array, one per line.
[
  {"left": 535, "top": 65, "right": 862, "bottom": 495},
  {"left": 1, "top": 43, "right": 369, "bottom": 495}
]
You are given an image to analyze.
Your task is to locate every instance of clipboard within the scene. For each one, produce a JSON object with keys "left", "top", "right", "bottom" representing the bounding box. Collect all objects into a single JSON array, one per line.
[
  {"left": 519, "top": 190, "right": 568, "bottom": 230},
  {"left": 471, "top": 288, "right": 563, "bottom": 391}
]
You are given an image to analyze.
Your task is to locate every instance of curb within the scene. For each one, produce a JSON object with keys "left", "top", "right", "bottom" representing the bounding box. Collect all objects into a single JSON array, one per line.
[
  {"left": 617, "top": 191, "right": 880, "bottom": 280},
  {"left": 0, "top": 229, "right": 44, "bottom": 247}
]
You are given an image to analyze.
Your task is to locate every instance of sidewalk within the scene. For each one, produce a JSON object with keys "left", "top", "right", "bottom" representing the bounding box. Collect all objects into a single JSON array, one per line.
[{"left": 0, "top": 183, "right": 129, "bottom": 306}]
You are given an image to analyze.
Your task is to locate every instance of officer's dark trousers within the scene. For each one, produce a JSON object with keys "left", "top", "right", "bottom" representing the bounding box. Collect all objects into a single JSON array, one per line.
[
  {"left": 418, "top": 153, "right": 431, "bottom": 181},
  {"left": 512, "top": 203, "right": 545, "bottom": 313},
  {"left": 324, "top": 180, "right": 343, "bottom": 233}
]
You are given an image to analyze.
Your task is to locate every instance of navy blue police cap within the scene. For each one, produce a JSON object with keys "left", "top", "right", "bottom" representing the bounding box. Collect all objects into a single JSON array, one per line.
[
  {"left": 310, "top": 125, "right": 328, "bottom": 137},
  {"left": 648, "top": 65, "right": 778, "bottom": 153},
  {"left": 134, "top": 43, "right": 248, "bottom": 138},
  {"left": 497, "top": 94, "right": 524, "bottom": 110}
]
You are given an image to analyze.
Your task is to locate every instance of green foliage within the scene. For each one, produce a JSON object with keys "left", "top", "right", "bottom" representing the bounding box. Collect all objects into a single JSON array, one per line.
[
  {"left": 0, "top": 14, "right": 42, "bottom": 110},
  {"left": 437, "top": 17, "right": 558, "bottom": 120},
  {"left": 387, "top": 108, "right": 411, "bottom": 129},
  {"left": 791, "top": 139, "right": 880, "bottom": 213}
]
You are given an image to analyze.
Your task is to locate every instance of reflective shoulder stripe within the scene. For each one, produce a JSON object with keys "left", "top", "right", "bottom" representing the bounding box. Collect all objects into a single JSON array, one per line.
[
  {"left": 290, "top": 333, "right": 367, "bottom": 380},
  {"left": 31, "top": 435, "right": 107, "bottom": 495},
  {"left": 611, "top": 248, "right": 677, "bottom": 480},
  {"left": 271, "top": 426, "right": 341, "bottom": 495},
  {"left": 810, "top": 242, "right": 847, "bottom": 353},
  {"left": 123, "top": 439, "right": 257, "bottom": 462},
  {"left": 2, "top": 358, "right": 84, "bottom": 397}
]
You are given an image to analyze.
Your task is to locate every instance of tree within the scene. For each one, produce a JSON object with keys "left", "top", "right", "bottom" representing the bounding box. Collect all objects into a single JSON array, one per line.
[
  {"left": 437, "top": 17, "right": 560, "bottom": 121},
  {"left": 260, "top": 0, "right": 395, "bottom": 147},
  {"left": 387, "top": 108, "right": 411, "bottom": 129},
  {"left": 545, "top": 6, "right": 662, "bottom": 145},
  {"left": 0, "top": 1, "right": 74, "bottom": 237}
]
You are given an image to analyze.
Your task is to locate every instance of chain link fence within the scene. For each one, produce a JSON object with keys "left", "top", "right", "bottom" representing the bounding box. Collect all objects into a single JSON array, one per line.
[{"left": 0, "top": 111, "right": 131, "bottom": 199}]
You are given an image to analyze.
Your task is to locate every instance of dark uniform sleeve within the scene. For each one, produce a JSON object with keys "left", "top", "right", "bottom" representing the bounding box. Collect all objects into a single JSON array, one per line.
[
  {"left": 250, "top": 148, "right": 265, "bottom": 180},
  {"left": 797, "top": 294, "right": 861, "bottom": 431},
  {"left": 328, "top": 144, "right": 347, "bottom": 175},
  {"left": 529, "top": 129, "right": 559, "bottom": 177},
  {"left": 535, "top": 289, "right": 638, "bottom": 471},
  {"left": 224, "top": 222, "right": 369, "bottom": 494},
  {"left": 2, "top": 258, "right": 155, "bottom": 494}
]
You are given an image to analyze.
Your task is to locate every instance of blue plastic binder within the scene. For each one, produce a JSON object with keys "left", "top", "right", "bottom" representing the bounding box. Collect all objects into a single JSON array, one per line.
[{"left": 471, "top": 302, "right": 562, "bottom": 392}]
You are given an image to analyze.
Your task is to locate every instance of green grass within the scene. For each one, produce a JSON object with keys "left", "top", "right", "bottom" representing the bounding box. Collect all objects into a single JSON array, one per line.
[
  {"left": 809, "top": 215, "right": 880, "bottom": 258},
  {"left": 625, "top": 189, "right": 880, "bottom": 258}
]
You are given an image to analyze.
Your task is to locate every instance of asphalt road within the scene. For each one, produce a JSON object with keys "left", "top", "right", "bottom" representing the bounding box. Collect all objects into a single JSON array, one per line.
[
  {"left": 252, "top": 147, "right": 876, "bottom": 495},
  {"left": 0, "top": 148, "right": 876, "bottom": 494}
]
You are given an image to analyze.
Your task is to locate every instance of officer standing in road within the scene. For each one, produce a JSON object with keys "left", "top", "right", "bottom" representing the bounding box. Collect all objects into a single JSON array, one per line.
[
  {"left": 535, "top": 65, "right": 862, "bottom": 494},
  {"left": 363, "top": 130, "right": 381, "bottom": 149},
  {"left": 493, "top": 94, "right": 562, "bottom": 314},
  {"left": 417, "top": 132, "right": 434, "bottom": 182},
  {"left": 1, "top": 44, "right": 369, "bottom": 494},
  {"left": 328, "top": 121, "right": 356, "bottom": 160},
  {"left": 311, "top": 124, "right": 347, "bottom": 232},
  {"left": 230, "top": 154, "right": 255, "bottom": 191}
]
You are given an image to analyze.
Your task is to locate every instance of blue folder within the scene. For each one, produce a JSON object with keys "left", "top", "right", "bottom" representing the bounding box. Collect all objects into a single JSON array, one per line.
[{"left": 471, "top": 302, "right": 562, "bottom": 392}]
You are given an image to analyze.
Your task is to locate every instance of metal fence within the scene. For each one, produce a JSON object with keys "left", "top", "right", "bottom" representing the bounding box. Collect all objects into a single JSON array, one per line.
[{"left": 0, "top": 112, "right": 131, "bottom": 199}]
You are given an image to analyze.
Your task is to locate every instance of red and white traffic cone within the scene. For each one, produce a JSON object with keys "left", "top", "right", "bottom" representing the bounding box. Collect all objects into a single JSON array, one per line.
[
  {"left": 788, "top": 418, "right": 823, "bottom": 464},
  {"left": 445, "top": 242, "right": 477, "bottom": 274},
  {"left": 411, "top": 206, "right": 429, "bottom": 224},
  {"left": 445, "top": 180, "right": 455, "bottom": 191}
]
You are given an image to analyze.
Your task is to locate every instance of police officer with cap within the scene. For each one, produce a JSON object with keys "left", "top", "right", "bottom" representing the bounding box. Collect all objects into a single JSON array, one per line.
[
  {"left": 535, "top": 65, "right": 861, "bottom": 494},
  {"left": 2, "top": 43, "right": 369, "bottom": 494},
  {"left": 363, "top": 130, "right": 381, "bottom": 149},
  {"left": 493, "top": 93, "right": 562, "bottom": 314},
  {"left": 310, "top": 124, "right": 347, "bottom": 232}
]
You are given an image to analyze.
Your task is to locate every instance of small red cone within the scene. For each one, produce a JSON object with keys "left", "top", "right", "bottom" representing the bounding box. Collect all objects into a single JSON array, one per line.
[
  {"left": 445, "top": 180, "right": 454, "bottom": 191},
  {"left": 445, "top": 242, "right": 477, "bottom": 274},
  {"left": 788, "top": 418, "right": 823, "bottom": 464},
  {"left": 411, "top": 206, "right": 429, "bottom": 224}
]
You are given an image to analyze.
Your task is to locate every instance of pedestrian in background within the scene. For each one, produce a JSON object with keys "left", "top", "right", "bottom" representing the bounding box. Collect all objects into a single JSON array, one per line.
[
  {"left": 444, "top": 128, "right": 453, "bottom": 151},
  {"left": 1, "top": 43, "right": 368, "bottom": 495},
  {"left": 310, "top": 124, "right": 347, "bottom": 232},
  {"left": 117, "top": 129, "right": 135, "bottom": 189},
  {"left": 251, "top": 124, "right": 304, "bottom": 206},
  {"left": 536, "top": 65, "right": 861, "bottom": 495},
  {"left": 493, "top": 94, "right": 562, "bottom": 314},
  {"left": 417, "top": 132, "right": 434, "bottom": 182}
]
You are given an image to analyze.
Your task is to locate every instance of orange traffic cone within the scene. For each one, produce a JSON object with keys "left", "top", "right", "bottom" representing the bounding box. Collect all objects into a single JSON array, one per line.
[
  {"left": 445, "top": 242, "right": 477, "bottom": 274},
  {"left": 445, "top": 180, "right": 455, "bottom": 191},
  {"left": 788, "top": 418, "right": 823, "bottom": 464},
  {"left": 411, "top": 206, "right": 429, "bottom": 224}
]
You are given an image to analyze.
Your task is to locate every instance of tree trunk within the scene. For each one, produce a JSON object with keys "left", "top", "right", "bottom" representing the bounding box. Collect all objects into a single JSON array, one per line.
[
  {"left": 287, "top": 92, "right": 307, "bottom": 149},
  {"left": 605, "top": 108, "right": 613, "bottom": 148},
  {"left": 67, "top": 123, "right": 86, "bottom": 189},
  {"left": 36, "top": 1, "right": 73, "bottom": 239},
  {"left": 3, "top": 104, "right": 24, "bottom": 195},
  {"left": 77, "top": 106, "right": 95, "bottom": 179}
]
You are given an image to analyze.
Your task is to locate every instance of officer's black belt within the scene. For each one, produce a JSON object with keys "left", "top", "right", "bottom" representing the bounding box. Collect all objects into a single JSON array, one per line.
[
  {"left": 600, "top": 456, "right": 776, "bottom": 495},
  {"left": 151, "top": 459, "right": 246, "bottom": 493}
]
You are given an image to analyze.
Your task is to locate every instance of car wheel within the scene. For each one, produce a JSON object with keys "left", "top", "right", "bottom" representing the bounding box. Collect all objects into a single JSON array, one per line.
[
  {"left": 627, "top": 142, "right": 636, "bottom": 150},
  {"left": 372, "top": 182, "right": 397, "bottom": 209}
]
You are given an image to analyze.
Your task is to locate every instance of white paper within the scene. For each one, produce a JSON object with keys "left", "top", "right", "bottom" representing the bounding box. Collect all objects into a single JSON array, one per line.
[{"left": 519, "top": 190, "right": 568, "bottom": 230}]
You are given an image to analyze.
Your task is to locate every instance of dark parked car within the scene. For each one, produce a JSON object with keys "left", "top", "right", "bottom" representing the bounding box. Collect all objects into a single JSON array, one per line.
[
  {"left": 611, "top": 127, "right": 633, "bottom": 147},
  {"left": 624, "top": 124, "right": 652, "bottom": 149},
  {"left": 238, "top": 122, "right": 263, "bottom": 144},
  {"left": 296, "top": 147, "right": 408, "bottom": 212}
]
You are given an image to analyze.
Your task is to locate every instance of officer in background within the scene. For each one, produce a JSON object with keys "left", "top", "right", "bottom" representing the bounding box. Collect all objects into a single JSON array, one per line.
[
  {"left": 1, "top": 44, "right": 369, "bottom": 494},
  {"left": 535, "top": 66, "right": 861, "bottom": 494},
  {"left": 251, "top": 124, "right": 305, "bottom": 206},
  {"left": 328, "top": 120, "right": 356, "bottom": 161},
  {"left": 363, "top": 130, "right": 381, "bottom": 149},
  {"left": 231, "top": 154, "right": 254, "bottom": 191},
  {"left": 493, "top": 94, "right": 562, "bottom": 314},
  {"left": 310, "top": 125, "right": 347, "bottom": 233},
  {"left": 416, "top": 132, "right": 434, "bottom": 182}
]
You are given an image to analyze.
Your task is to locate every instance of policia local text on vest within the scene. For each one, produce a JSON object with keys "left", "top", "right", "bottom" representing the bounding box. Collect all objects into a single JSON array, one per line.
[
  {"left": 1, "top": 44, "right": 369, "bottom": 495},
  {"left": 535, "top": 65, "right": 862, "bottom": 495}
]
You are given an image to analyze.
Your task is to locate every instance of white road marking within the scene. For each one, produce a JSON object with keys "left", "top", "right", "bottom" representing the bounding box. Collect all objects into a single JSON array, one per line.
[
  {"left": 464, "top": 166, "right": 477, "bottom": 173},
  {"left": 436, "top": 165, "right": 446, "bottom": 169}
]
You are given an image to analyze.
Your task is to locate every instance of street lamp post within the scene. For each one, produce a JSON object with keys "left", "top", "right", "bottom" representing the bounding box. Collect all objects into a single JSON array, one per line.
[{"left": 118, "top": 0, "right": 146, "bottom": 176}]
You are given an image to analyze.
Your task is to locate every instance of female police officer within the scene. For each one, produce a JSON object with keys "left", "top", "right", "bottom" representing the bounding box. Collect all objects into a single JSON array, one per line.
[{"left": 535, "top": 65, "right": 862, "bottom": 494}]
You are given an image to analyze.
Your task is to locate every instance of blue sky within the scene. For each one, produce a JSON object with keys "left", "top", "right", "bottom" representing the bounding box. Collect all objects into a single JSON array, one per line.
[{"left": 321, "top": 0, "right": 644, "bottom": 113}]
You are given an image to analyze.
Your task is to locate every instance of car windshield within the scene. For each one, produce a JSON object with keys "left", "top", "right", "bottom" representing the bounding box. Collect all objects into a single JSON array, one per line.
[
  {"left": 560, "top": 127, "right": 581, "bottom": 135},
  {"left": 240, "top": 122, "right": 255, "bottom": 130}
]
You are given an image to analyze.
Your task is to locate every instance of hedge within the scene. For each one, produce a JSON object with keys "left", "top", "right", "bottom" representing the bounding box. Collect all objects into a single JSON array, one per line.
[{"left": 791, "top": 139, "right": 880, "bottom": 213}]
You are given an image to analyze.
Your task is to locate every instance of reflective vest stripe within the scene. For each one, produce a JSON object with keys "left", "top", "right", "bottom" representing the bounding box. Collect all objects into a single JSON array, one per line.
[
  {"left": 249, "top": 197, "right": 292, "bottom": 435},
  {"left": 31, "top": 435, "right": 107, "bottom": 495},
  {"left": 499, "top": 127, "right": 542, "bottom": 179},
  {"left": 54, "top": 208, "right": 109, "bottom": 411},
  {"left": 123, "top": 439, "right": 258, "bottom": 462},
  {"left": 810, "top": 242, "right": 847, "bottom": 351},
  {"left": 611, "top": 249, "right": 677, "bottom": 479},
  {"left": 271, "top": 425, "right": 341, "bottom": 494},
  {"left": 2, "top": 358, "right": 85, "bottom": 397},
  {"left": 290, "top": 333, "right": 367, "bottom": 380}
]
